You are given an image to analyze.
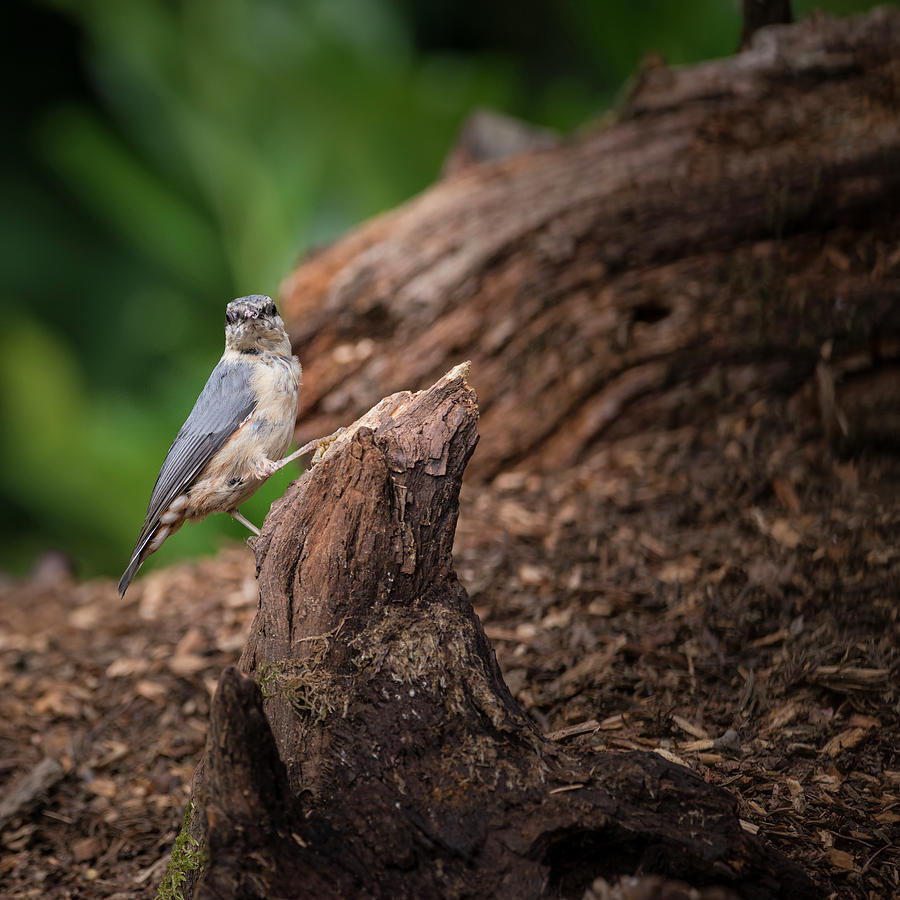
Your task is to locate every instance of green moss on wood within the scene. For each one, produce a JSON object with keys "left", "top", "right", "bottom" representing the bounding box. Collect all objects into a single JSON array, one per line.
[{"left": 156, "top": 804, "right": 207, "bottom": 900}]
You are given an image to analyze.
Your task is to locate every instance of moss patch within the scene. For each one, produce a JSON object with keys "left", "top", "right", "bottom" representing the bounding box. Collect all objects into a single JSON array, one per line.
[
  {"left": 156, "top": 804, "right": 207, "bottom": 900},
  {"left": 257, "top": 645, "right": 349, "bottom": 722}
]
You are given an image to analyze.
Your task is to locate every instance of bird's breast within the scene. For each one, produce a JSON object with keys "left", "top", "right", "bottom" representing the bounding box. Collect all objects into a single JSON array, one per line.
[{"left": 248, "top": 353, "right": 302, "bottom": 458}]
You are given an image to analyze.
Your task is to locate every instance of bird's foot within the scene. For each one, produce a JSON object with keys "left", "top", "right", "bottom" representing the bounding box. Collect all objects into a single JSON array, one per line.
[
  {"left": 275, "top": 427, "right": 346, "bottom": 471},
  {"left": 308, "top": 427, "right": 345, "bottom": 466}
]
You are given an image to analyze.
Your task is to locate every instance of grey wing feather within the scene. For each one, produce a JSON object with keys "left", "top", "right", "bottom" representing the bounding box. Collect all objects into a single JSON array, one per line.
[{"left": 119, "top": 358, "right": 257, "bottom": 593}]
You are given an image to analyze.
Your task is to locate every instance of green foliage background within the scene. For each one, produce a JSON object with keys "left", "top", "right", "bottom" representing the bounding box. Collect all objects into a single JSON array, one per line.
[{"left": 0, "top": 0, "right": 882, "bottom": 579}]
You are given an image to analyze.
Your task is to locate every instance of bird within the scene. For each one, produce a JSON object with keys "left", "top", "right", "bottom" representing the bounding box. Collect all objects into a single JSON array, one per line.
[{"left": 118, "top": 294, "right": 322, "bottom": 597}]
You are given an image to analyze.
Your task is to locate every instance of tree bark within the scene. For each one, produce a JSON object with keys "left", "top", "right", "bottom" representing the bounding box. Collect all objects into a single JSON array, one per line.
[{"left": 185, "top": 365, "right": 813, "bottom": 899}]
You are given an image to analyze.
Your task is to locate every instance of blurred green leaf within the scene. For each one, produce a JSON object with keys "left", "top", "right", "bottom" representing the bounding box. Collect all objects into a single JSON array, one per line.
[{"left": 39, "top": 106, "right": 224, "bottom": 289}]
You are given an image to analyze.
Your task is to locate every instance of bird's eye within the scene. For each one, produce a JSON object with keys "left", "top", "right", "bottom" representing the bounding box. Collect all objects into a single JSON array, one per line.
[
  {"left": 225, "top": 310, "right": 238, "bottom": 324},
  {"left": 264, "top": 301, "right": 276, "bottom": 317}
]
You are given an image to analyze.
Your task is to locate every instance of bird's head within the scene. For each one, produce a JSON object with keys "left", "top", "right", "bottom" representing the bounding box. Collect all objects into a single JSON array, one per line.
[{"left": 224, "top": 295, "right": 290, "bottom": 354}]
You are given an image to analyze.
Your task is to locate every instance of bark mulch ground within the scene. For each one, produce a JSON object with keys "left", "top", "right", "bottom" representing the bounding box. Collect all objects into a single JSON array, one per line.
[{"left": 1, "top": 388, "right": 898, "bottom": 898}]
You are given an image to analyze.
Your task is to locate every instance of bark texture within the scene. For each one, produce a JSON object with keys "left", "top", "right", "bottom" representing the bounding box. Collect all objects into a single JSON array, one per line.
[
  {"left": 281, "top": 9, "right": 900, "bottom": 479},
  {"left": 186, "top": 366, "right": 813, "bottom": 899}
]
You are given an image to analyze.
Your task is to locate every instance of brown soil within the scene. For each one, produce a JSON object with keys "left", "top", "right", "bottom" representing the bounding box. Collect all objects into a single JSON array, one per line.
[{"left": 1, "top": 379, "right": 898, "bottom": 898}]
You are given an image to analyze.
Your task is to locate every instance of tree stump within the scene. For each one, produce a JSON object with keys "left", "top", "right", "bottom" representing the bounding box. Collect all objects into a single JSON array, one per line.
[{"left": 181, "top": 365, "right": 813, "bottom": 899}]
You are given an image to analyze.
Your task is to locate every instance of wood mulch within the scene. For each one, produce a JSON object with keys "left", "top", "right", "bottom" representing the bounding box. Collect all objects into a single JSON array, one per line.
[{"left": 1, "top": 387, "right": 898, "bottom": 898}]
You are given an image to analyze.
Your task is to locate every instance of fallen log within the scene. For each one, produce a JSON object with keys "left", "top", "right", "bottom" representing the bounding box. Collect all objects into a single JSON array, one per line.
[
  {"left": 280, "top": 8, "right": 900, "bottom": 477},
  {"left": 180, "top": 365, "right": 814, "bottom": 899}
]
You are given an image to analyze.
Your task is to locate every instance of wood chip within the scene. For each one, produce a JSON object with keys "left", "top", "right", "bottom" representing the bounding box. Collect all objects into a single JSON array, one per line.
[
  {"left": 739, "top": 819, "right": 760, "bottom": 835},
  {"left": 811, "top": 666, "right": 890, "bottom": 692},
  {"left": 174, "top": 626, "right": 206, "bottom": 657},
  {"left": 638, "top": 533, "right": 667, "bottom": 557},
  {"left": 848, "top": 713, "right": 881, "bottom": 729},
  {"left": 747, "top": 799, "right": 768, "bottom": 818},
  {"left": 72, "top": 836, "right": 103, "bottom": 863},
  {"left": 813, "top": 771, "right": 843, "bottom": 791},
  {"left": 751, "top": 627, "right": 789, "bottom": 648},
  {"left": 135, "top": 680, "right": 167, "bottom": 702},
  {"left": 86, "top": 777, "right": 118, "bottom": 799},
  {"left": 3, "top": 823, "right": 37, "bottom": 851},
  {"left": 168, "top": 653, "right": 209, "bottom": 677},
  {"left": 698, "top": 752, "right": 723, "bottom": 765},
  {"left": 785, "top": 778, "right": 804, "bottom": 798},
  {"left": 654, "top": 747, "right": 689, "bottom": 767},
  {"left": 598, "top": 738, "right": 644, "bottom": 752},
  {"left": 545, "top": 720, "right": 600, "bottom": 742},
  {"left": 482, "top": 626, "right": 521, "bottom": 642},
  {"left": 874, "top": 810, "right": 900, "bottom": 824},
  {"left": 826, "top": 848, "right": 855, "bottom": 870},
  {"left": 672, "top": 714, "right": 708, "bottom": 739},
  {"left": 548, "top": 784, "right": 584, "bottom": 795},
  {"left": 823, "top": 727, "right": 869, "bottom": 757},
  {"left": 658, "top": 556, "right": 700, "bottom": 584},
  {"left": 772, "top": 478, "right": 801, "bottom": 514},
  {"left": 769, "top": 518, "right": 802, "bottom": 548},
  {"left": 0, "top": 758, "right": 65, "bottom": 831},
  {"left": 106, "top": 657, "right": 150, "bottom": 678},
  {"left": 765, "top": 701, "right": 801, "bottom": 730},
  {"left": 598, "top": 714, "right": 626, "bottom": 731},
  {"left": 587, "top": 598, "right": 614, "bottom": 617},
  {"left": 541, "top": 606, "right": 572, "bottom": 629}
]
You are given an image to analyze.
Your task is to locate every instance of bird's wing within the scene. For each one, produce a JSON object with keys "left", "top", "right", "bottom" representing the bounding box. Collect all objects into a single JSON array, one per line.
[{"left": 126, "top": 356, "right": 257, "bottom": 563}]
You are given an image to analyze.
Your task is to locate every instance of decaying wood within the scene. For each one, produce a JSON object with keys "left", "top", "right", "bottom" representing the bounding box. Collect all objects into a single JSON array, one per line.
[
  {"left": 281, "top": 8, "right": 900, "bottom": 479},
  {"left": 182, "top": 365, "right": 813, "bottom": 899}
]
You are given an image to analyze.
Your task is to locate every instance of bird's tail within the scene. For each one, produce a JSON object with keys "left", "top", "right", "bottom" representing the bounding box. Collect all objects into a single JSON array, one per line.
[
  {"left": 118, "top": 556, "right": 142, "bottom": 597},
  {"left": 117, "top": 524, "right": 160, "bottom": 597}
]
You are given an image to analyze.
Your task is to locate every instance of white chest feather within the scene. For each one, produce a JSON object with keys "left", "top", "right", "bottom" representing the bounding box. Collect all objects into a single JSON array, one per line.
[{"left": 248, "top": 353, "right": 303, "bottom": 457}]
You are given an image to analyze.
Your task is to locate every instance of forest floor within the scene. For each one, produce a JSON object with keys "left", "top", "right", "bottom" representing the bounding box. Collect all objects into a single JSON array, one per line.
[{"left": 1, "top": 387, "right": 898, "bottom": 899}]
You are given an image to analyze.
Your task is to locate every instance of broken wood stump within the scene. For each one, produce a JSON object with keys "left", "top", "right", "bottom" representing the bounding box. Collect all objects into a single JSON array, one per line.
[{"left": 180, "top": 364, "right": 814, "bottom": 899}]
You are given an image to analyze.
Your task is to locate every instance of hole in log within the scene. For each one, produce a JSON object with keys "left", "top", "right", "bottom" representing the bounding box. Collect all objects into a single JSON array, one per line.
[
  {"left": 632, "top": 301, "right": 671, "bottom": 324},
  {"left": 540, "top": 828, "right": 645, "bottom": 895}
]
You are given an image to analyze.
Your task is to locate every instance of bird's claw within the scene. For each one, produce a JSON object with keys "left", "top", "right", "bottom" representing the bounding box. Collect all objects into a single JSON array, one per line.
[{"left": 310, "top": 427, "right": 345, "bottom": 466}]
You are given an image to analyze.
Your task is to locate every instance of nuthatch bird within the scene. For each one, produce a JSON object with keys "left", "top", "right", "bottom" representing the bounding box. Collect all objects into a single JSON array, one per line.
[{"left": 119, "top": 295, "right": 322, "bottom": 596}]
